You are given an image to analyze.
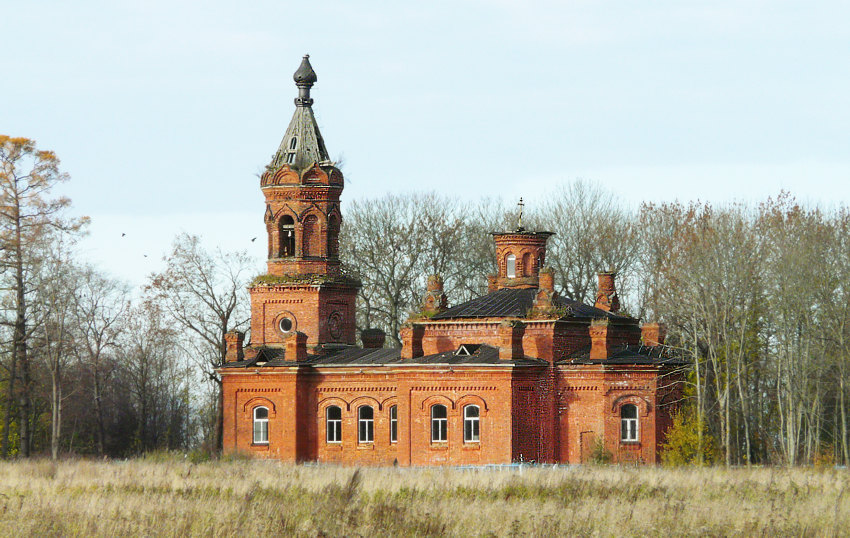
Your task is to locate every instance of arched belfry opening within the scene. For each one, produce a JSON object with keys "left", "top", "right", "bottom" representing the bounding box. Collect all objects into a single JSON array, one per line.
[
  {"left": 279, "top": 215, "right": 295, "bottom": 257},
  {"left": 506, "top": 254, "right": 517, "bottom": 278}
]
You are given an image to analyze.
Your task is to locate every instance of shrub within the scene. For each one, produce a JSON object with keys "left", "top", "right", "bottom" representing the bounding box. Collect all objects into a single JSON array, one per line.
[
  {"left": 589, "top": 438, "right": 613, "bottom": 464},
  {"left": 661, "top": 407, "right": 720, "bottom": 466}
]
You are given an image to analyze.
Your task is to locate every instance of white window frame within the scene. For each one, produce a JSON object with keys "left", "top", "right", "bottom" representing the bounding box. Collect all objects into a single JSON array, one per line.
[
  {"left": 389, "top": 405, "right": 398, "bottom": 443},
  {"left": 253, "top": 406, "right": 269, "bottom": 445},
  {"left": 463, "top": 405, "right": 480, "bottom": 443},
  {"left": 358, "top": 406, "right": 374, "bottom": 443},
  {"left": 506, "top": 254, "right": 516, "bottom": 278},
  {"left": 620, "top": 404, "right": 639, "bottom": 442},
  {"left": 431, "top": 404, "right": 447, "bottom": 443},
  {"left": 326, "top": 406, "right": 342, "bottom": 443}
]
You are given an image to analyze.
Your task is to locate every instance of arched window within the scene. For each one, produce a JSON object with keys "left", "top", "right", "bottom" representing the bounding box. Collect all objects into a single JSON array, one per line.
[
  {"left": 522, "top": 252, "right": 532, "bottom": 277},
  {"left": 327, "top": 215, "right": 339, "bottom": 258},
  {"left": 537, "top": 253, "right": 544, "bottom": 271},
  {"left": 506, "top": 254, "right": 516, "bottom": 278},
  {"left": 463, "top": 405, "right": 480, "bottom": 442},
  {"left": 431, "top": 404, "right": 447, "bottom": 442},
  {"left": 279, "top": 215, "right": 295, "bottom": 257},
  {"left": 326, "top": 406, "right": 342, "bottom": 443},
  {"left": 302, "top": 215, "right": 319, "bottom": 257},
  {"left": 358, "top": 406, "right": 374, "bottom": 443},
  {"left": 253, "top": 406, "right": 269, "bottom": 445},
  {"left": 621, "top": 404, "right": 639, "bottom": 442},
  {"left": 389, "top": 405, "right": 398, "bottom": 443}
]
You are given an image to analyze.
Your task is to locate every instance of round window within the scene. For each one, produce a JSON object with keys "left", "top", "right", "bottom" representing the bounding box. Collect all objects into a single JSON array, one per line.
[{"left": 279, "top": 317, "right": 293, "bottom": 333}]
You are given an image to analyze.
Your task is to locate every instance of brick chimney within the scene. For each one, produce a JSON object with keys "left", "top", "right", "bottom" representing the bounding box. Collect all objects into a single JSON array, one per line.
[
  {"left": 641, "top": 322, "right": 666, "bottom": 347},
  {"left": 400, "top": 323, "right": 425, "bottom": 359},
  {"left": 589, "top": 320, "right": 613, "bottom": 360},
  {"left": 594, "top": 272, "right": 620, "bottom": 313},
  {"left": 539, "top": 268, "right": 554, "bottom": 292},
  {"left": 361, "top": 328, "right": 386, "bottom": 349},
  {"left": 534, "top": 268, "right": 555, "bottom": 307},
  {"left": 224, "top": 331, "right": 245, "bottom": 362},
  {"left": 498, "top": 320, "right": 525, "bottom": 360},
  {"left": 421, "top": 274, "right": 448, "bottom": 316},
  {"left": 284, "top": 331, "right": 308, "bottom": 362}
]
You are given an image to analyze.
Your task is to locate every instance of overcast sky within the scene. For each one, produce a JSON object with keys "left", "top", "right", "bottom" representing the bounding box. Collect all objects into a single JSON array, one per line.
[{"left": 2, "top": 1, "right": 848, "bottom": 286}]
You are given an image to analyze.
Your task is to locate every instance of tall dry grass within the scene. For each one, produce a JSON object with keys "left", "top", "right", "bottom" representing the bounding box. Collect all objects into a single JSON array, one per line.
[{"left": 0, "top": 458, "right": 846, "bottom": 537}]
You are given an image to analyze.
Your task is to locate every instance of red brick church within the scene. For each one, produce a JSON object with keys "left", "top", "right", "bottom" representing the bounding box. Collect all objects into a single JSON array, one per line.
[{"left": 219, "top": 56, "right": 684, "bottom": 465}]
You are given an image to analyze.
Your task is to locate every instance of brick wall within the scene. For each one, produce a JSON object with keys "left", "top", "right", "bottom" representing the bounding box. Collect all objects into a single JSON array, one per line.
[
  {"left": 223, "top": 365, "right": 516, "bottom": 465},
  {"left": 249, "top": 283, "right": 358, "bottom": 348}
]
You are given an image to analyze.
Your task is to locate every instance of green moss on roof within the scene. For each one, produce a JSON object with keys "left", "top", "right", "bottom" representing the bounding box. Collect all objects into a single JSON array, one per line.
[{"left": 251, "top": 273, "right": 361, "bottom": 288}]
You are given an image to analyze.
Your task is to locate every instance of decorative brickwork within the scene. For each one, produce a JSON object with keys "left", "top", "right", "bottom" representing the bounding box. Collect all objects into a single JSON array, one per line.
[{"left": 218, "top": 56, "right": 684, "bottom": 466}]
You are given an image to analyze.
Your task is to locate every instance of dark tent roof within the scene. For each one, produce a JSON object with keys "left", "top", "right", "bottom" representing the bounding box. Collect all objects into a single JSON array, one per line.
[{"left": 431, "top": 287, "right": 623, "bottom": 320}]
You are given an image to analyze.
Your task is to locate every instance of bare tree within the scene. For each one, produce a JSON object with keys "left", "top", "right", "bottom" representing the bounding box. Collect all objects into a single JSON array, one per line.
[
  {"left": 341, "top": 193, "right": 502, "bottom": 345},
  {"left": 538, "top": 180, "right": 640, "bottom": 310},
  {"left": 72, "top": 267, "right": 129, "bottom": 456},
  {"left": 147, "top": 233, "right": 253, "bottom": 452},
  {"left": 32, "top": 236, "right": 80, "bottom": 460},
  {"left": 342, "top": 195, "right": 430, "bottom": 345},
  {"left": 120, "top": 299, "right": 184, "bottom": 452}
]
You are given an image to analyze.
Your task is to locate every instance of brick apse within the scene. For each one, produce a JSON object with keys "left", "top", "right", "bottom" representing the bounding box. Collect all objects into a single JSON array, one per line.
[{"left": 219, "top": 56, "right": 685, "bottom": 465}]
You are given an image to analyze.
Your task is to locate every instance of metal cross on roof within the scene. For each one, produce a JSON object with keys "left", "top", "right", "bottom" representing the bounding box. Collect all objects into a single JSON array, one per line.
[{"left": 517, "top": 197, "right": 524, "bottom": 230}]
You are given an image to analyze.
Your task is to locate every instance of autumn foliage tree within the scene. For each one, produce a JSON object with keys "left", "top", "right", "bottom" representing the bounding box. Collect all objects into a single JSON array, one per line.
[{"left": 0, "top": 136, "right": 87, "bottom": 458}]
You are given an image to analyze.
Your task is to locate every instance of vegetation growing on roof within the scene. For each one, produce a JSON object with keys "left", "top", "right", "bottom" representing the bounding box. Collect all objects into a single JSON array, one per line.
[
  {"left": 251, "top": 273, "right": 361, "bottom": 288},
  {"left": 525, "top": 304, "right": 572, "bottom": 320}
]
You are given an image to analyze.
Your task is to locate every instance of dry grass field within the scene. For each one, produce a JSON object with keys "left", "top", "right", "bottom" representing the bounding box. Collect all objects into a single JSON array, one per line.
[{"left": 0, "top": 457, "right": 847, "bottom": 537}]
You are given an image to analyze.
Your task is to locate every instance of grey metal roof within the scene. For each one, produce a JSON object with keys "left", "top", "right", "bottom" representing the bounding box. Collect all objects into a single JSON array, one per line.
[
  {"left": 269, "top": 56, "right": 331, "bottom": 172},
  {"left": 306, "top": 347, "right": 403, "bottom": 366},
  {"left": 431, "top": 288, "right": 621, "bottom": 320},
  {"left": 564, "top": 344, "right": 688, "bottom": 366},
  {"left": 220, "top": 344, "right": 545, "bottom": 368},
  {"left": 396, "top": 345, "right": 545, "bottom": 366},
  {"left": 269, "top": 105, "right": 330, "bottom": 171}
]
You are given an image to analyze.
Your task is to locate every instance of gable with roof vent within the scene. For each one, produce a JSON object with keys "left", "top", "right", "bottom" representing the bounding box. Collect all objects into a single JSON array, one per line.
[{"left": 456, "top": 344, "right": 482, "bottom": 356}]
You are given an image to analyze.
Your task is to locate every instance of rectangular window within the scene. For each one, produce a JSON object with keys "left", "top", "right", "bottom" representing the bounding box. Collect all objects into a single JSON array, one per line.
[
  {"left": 253, "top": 421, "right": 268, "bottom": 444},
  {"left": 389, "top": 405, "right": 398, "bottom": 443},
  {"left": 621, "top": 419, "right": 638, "bottom": 441}
]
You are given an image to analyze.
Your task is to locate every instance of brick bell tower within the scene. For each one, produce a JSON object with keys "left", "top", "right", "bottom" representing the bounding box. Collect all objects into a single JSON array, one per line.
[{"left": 249, "top": 55, "right": 359, "bottom": 350}]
